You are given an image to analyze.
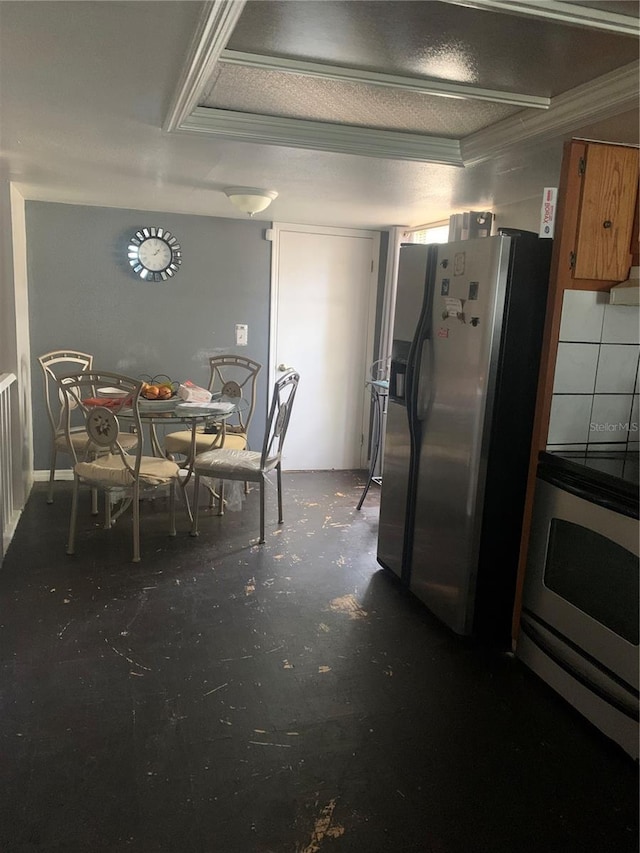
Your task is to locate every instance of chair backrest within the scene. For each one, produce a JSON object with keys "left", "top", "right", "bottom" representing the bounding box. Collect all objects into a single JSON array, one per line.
[
  {"left": 38, "top": 350, "right": 94, "bottom": 437},
  {"left": 57, "top": 371, "right": 144, "bottom": 477},
  {"left": 207, "top": 355, "right": 262, "bottom": 434},
  {"left": 261, "top": 370, "right": 300, "bottom": 468}
]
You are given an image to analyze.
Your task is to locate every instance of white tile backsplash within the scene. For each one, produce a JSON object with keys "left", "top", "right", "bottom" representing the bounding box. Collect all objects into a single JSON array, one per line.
[
  {"left": 558, "top": 290, "right": 606, "bottom": 342},
  {"left": 601, "top": 304, "right": 640, "bottom": 345},
  {"left": 547, "top": 293, "right": 640, "bottom": 451},
  {"left": 547, "top": 395, "right": 592, "bottom": 444},
  {"left": 588, "top": 395, "right": 634, "bottom": 443},
  {"left": 595, "top": 344, "right": 640, "bottom": 394},
  {"left": 553, "top": 343, "right": 599, "bottom": 393}
]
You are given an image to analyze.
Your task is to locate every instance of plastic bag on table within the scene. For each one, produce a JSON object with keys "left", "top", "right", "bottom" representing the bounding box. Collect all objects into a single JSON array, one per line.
[{"left": 177, "top": 381, "right": 212, "bottom": 404}]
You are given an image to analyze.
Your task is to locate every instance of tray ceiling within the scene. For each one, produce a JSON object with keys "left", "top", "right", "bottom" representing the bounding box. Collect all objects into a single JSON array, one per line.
[
  {"left": 2, "top": 0, "right": 637, "bottom": 228},
  {"left": 226, "top": 0, "right": 639, "bottom": 93},
  {"left": 203, "top": 65, "right": 520, "bottom": 137},
  {"left": 166, "top": 0, "right": 640, "bottom": 166}
]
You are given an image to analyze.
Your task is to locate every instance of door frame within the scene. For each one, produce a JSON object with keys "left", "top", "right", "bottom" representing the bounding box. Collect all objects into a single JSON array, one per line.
[{"left": 269, "top": 221, "right": 380, "bottom": 469}]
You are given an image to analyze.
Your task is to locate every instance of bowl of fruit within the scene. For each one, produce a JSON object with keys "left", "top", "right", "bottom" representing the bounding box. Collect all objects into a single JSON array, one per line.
[{"left": 138, "top": 375, "right": 179, "bottom": 412}]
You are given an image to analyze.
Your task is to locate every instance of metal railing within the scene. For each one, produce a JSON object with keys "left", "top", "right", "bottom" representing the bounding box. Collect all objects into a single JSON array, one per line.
[{"left": 0, "top": 372, "right": 18, "bottom": 561}]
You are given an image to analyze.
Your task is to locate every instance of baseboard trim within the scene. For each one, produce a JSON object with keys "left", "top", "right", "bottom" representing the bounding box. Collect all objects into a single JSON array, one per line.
[{"left": 33, "top": 470, "right": 74, "bottom": 482}]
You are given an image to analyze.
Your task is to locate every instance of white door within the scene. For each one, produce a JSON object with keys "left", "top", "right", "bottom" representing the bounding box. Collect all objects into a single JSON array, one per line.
[{"left": 270, "top": 223, "right": 379, "bottom": 471}]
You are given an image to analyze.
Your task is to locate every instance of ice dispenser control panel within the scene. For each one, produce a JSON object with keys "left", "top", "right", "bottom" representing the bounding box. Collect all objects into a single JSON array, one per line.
[
  {"left": 390, "top": 339, "right": 410, "bottom": 401},
  {"left": 390, "top": 361, "right": 406, "bottom": 401}
]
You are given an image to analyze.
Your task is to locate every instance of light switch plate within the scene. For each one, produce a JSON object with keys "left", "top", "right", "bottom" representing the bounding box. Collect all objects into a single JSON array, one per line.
[{"left": 235, "top": 324, "right": 248, "bottom": 346}]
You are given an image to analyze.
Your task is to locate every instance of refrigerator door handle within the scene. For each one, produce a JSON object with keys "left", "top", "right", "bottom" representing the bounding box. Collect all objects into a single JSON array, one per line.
[{"left": 416, "top": 341, "right": 432, "bottom": 422}]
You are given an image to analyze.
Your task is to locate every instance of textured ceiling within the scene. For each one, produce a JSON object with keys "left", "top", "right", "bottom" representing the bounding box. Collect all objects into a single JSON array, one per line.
[
  {"left": 226, "top": 0, "right": 640, "bottom": 96},
  {"left": 203, "top": 65, "right": 519, "bottom": 136}
]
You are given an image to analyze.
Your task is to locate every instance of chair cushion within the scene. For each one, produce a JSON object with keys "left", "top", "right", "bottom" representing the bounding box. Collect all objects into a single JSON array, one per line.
[
  {"left": 194, "top": 448, "right": 278, "bottom": 478},
  {"left": 75, "top": 454, "right": 179, "bottom": 487},
  {"left": 164, "top": 429, "right": 247, "bottom": 455},
  {"left": 55, "top": 431, "right": 138, "bottom": 453}
]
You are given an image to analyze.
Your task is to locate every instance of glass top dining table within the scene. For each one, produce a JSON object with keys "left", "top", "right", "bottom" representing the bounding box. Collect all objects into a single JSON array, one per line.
[
  {"left": 122, "top": 397, "right": 244, "bottom": 467},
  {"left": 119, "top": 398, "right": 243, "bottom": 520},
  {"left": 118, "top": 397, "right": 246, "bottom": 520}
]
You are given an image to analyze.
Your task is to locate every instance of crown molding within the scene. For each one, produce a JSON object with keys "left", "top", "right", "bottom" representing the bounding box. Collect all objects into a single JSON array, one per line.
[
  {"left": 166, "top": 1, "right": 637, "bottom": 166},
  {"left": 163, "top": 0, "right": 247, "bottom": 133},
  {"left": 219, "top": 50, "right": 550, "bottom": 109},
  {"left": 180, "top": 108, "right": 464, "bottom": 165},
  {"left": 179, "top": 53, "right": 637, "bottom": 166},
  {"left": 461, "top": 61, "right": 640, "bottom": 165},
  {"left": 439, "top": 0, "right": 640, "bottom": 35}
]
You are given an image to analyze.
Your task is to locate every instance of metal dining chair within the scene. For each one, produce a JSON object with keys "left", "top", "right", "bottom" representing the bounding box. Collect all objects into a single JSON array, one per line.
[
  {"left": 38, "top": 350, "right": 138, "bottom": 504},
  {"left": 189, "top": 369, "right": 300, "bottom": 544},
  {"left": 38, "top": 349, "right": 93, "bottom": 503},
  {"left": 60, "top": 371, "right": 181, "bottom": 562},
  {"left": 164, "top": 354, "right": 262, "bottom": 458},
  {"left": 356, "top": 357, "right": 390, "bottom": 510}
]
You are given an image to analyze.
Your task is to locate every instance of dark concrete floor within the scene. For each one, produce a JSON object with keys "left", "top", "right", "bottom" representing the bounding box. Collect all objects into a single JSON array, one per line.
[{"left": 0, "top": 472, "right": 637, "bottom": 853}]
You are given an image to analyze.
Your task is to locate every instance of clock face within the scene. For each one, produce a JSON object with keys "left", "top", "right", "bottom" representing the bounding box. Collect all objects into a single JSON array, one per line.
[
  {"left": 127, "top": 227, "right": 181, "bottom": 281},
  {"left": 138, "top": 237, "right": 172, "bottom": 271}
]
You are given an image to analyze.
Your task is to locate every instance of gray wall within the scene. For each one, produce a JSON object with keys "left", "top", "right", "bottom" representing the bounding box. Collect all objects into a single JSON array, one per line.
[{"left": 27, "top": 202, "right": 272, "bottom": 470}]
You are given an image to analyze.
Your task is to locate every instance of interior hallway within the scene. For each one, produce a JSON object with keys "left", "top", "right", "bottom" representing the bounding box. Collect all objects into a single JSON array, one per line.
[{"left": 0, "top": 471, "right": 637, "bottom": 852}]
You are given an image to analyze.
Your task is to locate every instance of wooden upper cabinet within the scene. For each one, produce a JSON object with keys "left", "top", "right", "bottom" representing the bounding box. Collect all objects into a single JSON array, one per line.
[{"left": 572, "top": 143, "right": 639, "bottom": 285}]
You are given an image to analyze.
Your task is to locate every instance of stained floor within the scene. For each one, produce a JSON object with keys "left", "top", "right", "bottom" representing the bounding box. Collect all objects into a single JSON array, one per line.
[{"left": 0, "top": 472, "right": 637, "bottom": 853}]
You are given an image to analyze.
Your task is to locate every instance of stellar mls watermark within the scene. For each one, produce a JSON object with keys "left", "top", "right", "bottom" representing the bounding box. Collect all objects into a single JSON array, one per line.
[{"left": 590, "top": 421, "right": 639, "bottom": 433}]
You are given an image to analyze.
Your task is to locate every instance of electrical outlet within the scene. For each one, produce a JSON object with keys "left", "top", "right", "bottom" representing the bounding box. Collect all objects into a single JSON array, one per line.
[{"left": 235, "top": 324, "right": 248, "bottom": 346}]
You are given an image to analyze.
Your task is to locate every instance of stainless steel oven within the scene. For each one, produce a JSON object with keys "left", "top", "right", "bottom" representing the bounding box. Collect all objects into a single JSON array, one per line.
[{"left": 517, "top": 452, "right": 639, "bottom": 759}]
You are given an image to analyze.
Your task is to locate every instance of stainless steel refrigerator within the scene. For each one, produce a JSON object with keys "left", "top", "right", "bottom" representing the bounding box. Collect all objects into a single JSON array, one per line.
[{"left": 377, "top": 230, "right": 552, "bottom": 645}]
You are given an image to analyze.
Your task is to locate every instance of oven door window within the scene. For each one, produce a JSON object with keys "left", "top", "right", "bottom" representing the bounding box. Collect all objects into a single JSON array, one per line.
[{"left": 545, "top": 519, "right": 639, "bottom": 645}]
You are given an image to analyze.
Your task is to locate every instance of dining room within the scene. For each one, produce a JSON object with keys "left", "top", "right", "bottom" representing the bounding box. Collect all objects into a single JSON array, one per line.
[
  {"left": 27, "top": 203, "right": 273, "bottom": 477},
  {"left": 1, "top": 1, "right": 639, "bottom": 849},
  {"left": 10, "top": 199, "right": 638, "bottom": 849}
]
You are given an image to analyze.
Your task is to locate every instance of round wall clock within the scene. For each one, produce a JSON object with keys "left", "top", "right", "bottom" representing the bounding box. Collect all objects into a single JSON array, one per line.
[{"left": 127, "top": 227, "right": 182, "bottom": 281}]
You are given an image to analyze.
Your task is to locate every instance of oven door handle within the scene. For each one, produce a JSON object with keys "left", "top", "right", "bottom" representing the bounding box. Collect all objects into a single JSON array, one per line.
[{"left": 538, "top": 463, "right": 638, "bottom": 520}]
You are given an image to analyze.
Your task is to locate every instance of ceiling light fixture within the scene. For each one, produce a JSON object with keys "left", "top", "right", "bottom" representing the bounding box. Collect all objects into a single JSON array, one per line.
[{"left": 224, "top": 187, "right": 278, "bottom": 217}]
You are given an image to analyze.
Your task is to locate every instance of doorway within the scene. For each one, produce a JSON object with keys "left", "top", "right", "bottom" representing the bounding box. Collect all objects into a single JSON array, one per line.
[{"left": 269, "top": 223, "right": 380, "bottom": 471}]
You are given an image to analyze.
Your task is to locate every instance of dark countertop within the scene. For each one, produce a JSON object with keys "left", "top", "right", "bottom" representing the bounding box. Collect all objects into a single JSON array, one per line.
[{"left": 538, "top": 450, "right": 639, "bottom": 519}]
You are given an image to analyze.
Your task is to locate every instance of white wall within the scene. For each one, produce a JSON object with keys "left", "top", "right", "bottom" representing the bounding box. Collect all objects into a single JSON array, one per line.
[
  {"left": 9, "top": 186, "right": 32, "bottom": 488},
  {"left": 0, "top": 173, "right": 31, "bottom": 558}
]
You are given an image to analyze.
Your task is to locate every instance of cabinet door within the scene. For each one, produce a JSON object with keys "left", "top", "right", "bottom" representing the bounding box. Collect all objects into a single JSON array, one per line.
[{"left": 573, "top": 144, "right": 638, "bottom": 281}]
